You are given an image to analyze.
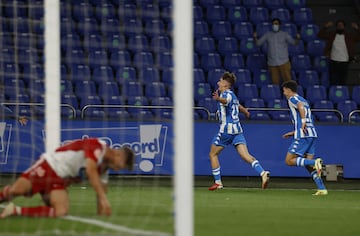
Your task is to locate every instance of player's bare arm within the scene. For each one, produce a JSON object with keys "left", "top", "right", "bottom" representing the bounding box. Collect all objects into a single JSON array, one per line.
[
  {"left": 239, "top": 105, "right": 250, "bottom": 119},
  {"left": 282, "top": 131, "right": 294, "bottom": 138},
  {"left": 297, "top": 102, "right": 307, "bottom": 132},
  {"left": 85, "top": 158, "right": 111, "bottom": 216}
]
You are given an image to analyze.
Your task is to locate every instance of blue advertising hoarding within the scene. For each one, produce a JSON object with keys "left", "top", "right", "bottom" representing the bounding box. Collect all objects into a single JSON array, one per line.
[{"left": 0, "top": 119, "right": 359, "bottom": 178}]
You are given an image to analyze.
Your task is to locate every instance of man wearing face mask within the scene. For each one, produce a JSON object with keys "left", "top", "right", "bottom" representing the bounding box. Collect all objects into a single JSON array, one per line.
[
  {"left": 317, "top": 20, "right": 360, "bottom": 85},
  {"left": 253, "top": 18, "right": 300, "bottom": 85}
]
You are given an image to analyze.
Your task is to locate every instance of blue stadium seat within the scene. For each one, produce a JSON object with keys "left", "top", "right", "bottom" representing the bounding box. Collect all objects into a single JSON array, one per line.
[
  {"left": 28, "top": 79, "right": 45, "bottom": 97},
  {"left": 270, "top": 8, "right": 291, "bottom": 23},
  {"left": 72, "top": 2, "right": 93, "bottom": 22},
  {"left": 79, "top": 95, "right": 102, "bottom": 109},
  {"left": 312, "top": 100, "right": 339, "bottom": 122},
  {"left": 233, "top": 69, "right": 252, "bottom": 88},
  {"left": 150, "top": 35, "right": 172, "bottom": 53},
  {"left": 243, "top": 0, "right": 264, "bottom": 8},
  {"left": 61, "top": 93, "right": 79, "bottom": 109},
  {"left": 227, "top": 6, "right": 248, "bottom": 23},
  {"left": 246, "top": 53, "right": 267, "bottom": 72},
  {"left": 107, "top": 109, "right": 131, "bottom": 120},
  {"left": 253, "top": 69, "right": 271, "bottom": 88},
  {"left": 223, "top": 53, "right": 245, "bottom": 72},
  {"left": 264, "top": 0, "right": 285, "bottom": 10},
  {"left": 351, "top": 85, "right": 360, "bottom": 105},
  {"left": 286, "top": 0, "right": 306, "bottom": 10},
  {"left": 255, "top": 22, "right": 272, "bottom": 38},
  {"left": 282, "top": 23, "right": 298, "bottom": 38},
  {"left": 69, "top": 64, "right": 91, "bottom": 82},
  {"left": 194, "top": 20, "right": 210, "bottom": 38},
  {"left": 83, "top": 34, "right": 103, "bottom": 52},
  {"left": 194, "top": 68, "right": 206, "bottom": 84},
  {"left": 194, "top": 52, "right": 200, "bottom": 68},
  {"left": 200, "top": 53, "right": 222, "bottom": 71},
  {"left": 123, "top": 18, "right": 143, "bottom": 36},
  {"left": 306, "top": 40, "right": 326, "bottom": 57},
  {"left": 233, "top": 22, "right": 254, "bottom": 39},
  {"left": 319, "top": 71, "right": 330, "bottom": 87},
  {"left": 115, "top": 66, "right": 137, "bottom": 84},
  {"left": 127, "top": 34, "right": 150, "bottom": 53},
  {"left": 207, "top": 68, "right": 226, "bottom": 88},
  {"left": 94, "top": 3, "right": 116, "bottom": 23},
  {"left": 144, "top": 19, "right": 166, "bottom": 37},
  {"left": 194, "top": 83, "right": 212, "bottom": 102},
  {"left": 17, "top": 48, "right": 42, "bottom": 66},
  {"left": 162, "top": 67, "right": 173, "bottom": 85},
  {"left": 288, "top": 40, "right": 305, "bottom": 56},
  {"left": 313, "top": 56, "right": 329, "bottom": 73},
  {"left": 245, "top": 98, "right": 271, "bottom": 121},
  {"left": 211, "top": 21, "right": 232, "bottom": 39},
  {"left": 222, "top": 0, "right": 242, "bottom": 7},
  {"left": 267, "top": 99, "right": 290, "bottom": 121},
  {"left": 337, "top": 100, "right": 358, "bottom": 122},
  {"left": 74, "top": 80, "right": 97, "bottom": 98},
  {"left": 329, "top": 85, "right": 350, "bottom": 105},
  {"left": 156, "top": 51, "right": 174, "bottom": 69},
  {"left": 140, "top": 3, "right": 160, "bottom": 21},
  {"left": 139, "top": 67, "right": 160, "bottom": 83},
  {"left": 91, "top": 65, "right": 114, "bottom": 83},
  {"left": 76, "top": 18, "right": 100, "bottom": 38},
  {"left": 297, "top": 70, "right": 320, "bottom": 89},
  {"left": 305, "top": 85, "right": 327, "bottom": 104},
  {"left": 126, "top": 96, "right": 151, "bottom": 114},
  {"left": 98, "top": 81, "right": 120, "bottom": 97},
  {"left": 197, "top": 97, "right": 218, "bottom": 119},
  {"left": 195, "top": 36, "right": 216, "bottom": 55},
  {"left": 118, "top": 3, "right": 137, "bottom": 21},
  {"left": 63, "top": 48, "right": 86, "bottom": 65},
  {"left": 101, "top": 18, "right": 121, "bottom": 37},
  {"left": 199, "top": 0, "right": 220, "bottom": 8},
  {"left": 193, "top": 5, "right": 204, "bottom": 21},
  {"left": 109, "top": 49, "right": 132, "bottom": 68},
  {"left": 122, "top": 81, "right": 144, "bottom": 97},
  {"left": 151, "top": 96, "right": 173, "bottom": 119},
  {"left": 299, "top": 24, "right": 319, "bottom": 43},
  {"left": 104, "top": 33, "right": 127, "bottom": 53},
  {"left": 205, "top": 5, "right": 226, "bottom": 22},
  {"left": 61, "top": 80, "right": 74, "bottom": 94},
  {"left": 160, "top": 3, "right": 172, "bottom": 23},
  {"left": 133, "top": 51, "right": 154, "bottom": 68},
  {"left": 237, "top": 83, "right": 258, "bottom": 103},
  {"left": 291, "top": 54, "right": 311, "bottom": 73},
  {"left": 249, "top": 7, "right": 269, "bottom": 25},
  {"left": 217, "top": 37, "right": 238, "bottom": 56},
  {"left": 260, "top": 84, "right": 281, "bottom": 104},
  {"left": 145, "top": 82, "right": 167, "bottom": 98},
  {"left": 239, "top": 37, "right": 259, "bottom": 55},
  {"left": 293, "top": 8, "right": 313, "bottom": 26}
]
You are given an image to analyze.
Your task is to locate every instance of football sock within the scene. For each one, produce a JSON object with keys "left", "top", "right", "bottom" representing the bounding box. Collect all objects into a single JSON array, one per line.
[
  {"left": 212, "top": 167, "right": 222, "bottom": 184},
  {"left": 296, "top": 157, "right": 315, "bottom": 167},
  {"left": 18, "top": 206, "right": 56, "bottom": 217},
  {"left": 251, "top": 160, "right": 265, "bottom": 175},
  {"left": 311, "top": 170, "right": 326, "bottom": 190}
]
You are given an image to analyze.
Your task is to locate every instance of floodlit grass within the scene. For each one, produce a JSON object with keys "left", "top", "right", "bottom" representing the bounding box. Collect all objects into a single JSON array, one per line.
[{"left": 0, "top": 178, "right": 360, "bottom": 236}]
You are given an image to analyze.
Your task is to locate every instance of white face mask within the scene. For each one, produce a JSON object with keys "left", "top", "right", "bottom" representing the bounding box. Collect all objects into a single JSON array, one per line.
[{"left": 272, "top": 25, "right": 280, "bottom": 32}]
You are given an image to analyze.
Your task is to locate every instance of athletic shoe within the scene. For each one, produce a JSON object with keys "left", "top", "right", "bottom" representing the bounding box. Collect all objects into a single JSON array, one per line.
[
  {"left": 0, "top": 202, "right": 16, "bottom": 218},
  {"left": 312, "top": 189, "right": 328, "bottom": 196},
  {"left": 314, "top": 158, "right": 323, "bottom": 176},
  {"left": 208, "top": 183, "right": 223, "bottom": 191},
  {"left": 261, "top": 171, "right": 270, "bottom": 189}
]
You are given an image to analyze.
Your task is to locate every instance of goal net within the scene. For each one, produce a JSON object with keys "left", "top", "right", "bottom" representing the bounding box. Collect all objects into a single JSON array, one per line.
[{"left": 0, "top": 0, "right": 193, "bottom": 235}]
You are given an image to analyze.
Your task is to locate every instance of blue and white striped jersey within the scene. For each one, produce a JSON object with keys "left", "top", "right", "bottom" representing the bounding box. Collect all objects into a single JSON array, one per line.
[
  {"left": 288, "top": 94, "right": 317, "bottom": 139},
  {"left": 218, "top": 90, "right": 243, "bottom": 134}
]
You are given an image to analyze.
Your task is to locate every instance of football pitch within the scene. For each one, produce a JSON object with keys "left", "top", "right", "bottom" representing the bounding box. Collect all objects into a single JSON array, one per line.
[{"left": 0, "top": 177, "right": 359, "bottom": 236}]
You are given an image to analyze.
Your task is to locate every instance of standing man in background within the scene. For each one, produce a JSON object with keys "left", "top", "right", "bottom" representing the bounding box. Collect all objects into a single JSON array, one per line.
[
  {"left": 254, "top": 18, "right": 300, "bottom": 85},
  {"left": 317, "top": 20, "right": 360, "bottom": 85}
]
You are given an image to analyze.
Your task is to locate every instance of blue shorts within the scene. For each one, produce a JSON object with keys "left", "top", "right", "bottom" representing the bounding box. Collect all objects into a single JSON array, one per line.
[
  {"left": 288, "top": 137, "right": 317, "bottom": 156},
  {"left": 212, "top": 132, "right": 247, "bottom": 147}
]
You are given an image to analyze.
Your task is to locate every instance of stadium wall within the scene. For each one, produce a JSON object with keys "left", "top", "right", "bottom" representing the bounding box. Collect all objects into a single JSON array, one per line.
[{"left": 0, "top": 120, "right": 359, "bottom": 178}]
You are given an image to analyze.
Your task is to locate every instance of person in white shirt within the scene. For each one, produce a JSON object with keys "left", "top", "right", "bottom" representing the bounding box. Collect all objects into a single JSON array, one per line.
[
  {"left": 0, "top": 138, "right": 135, "bottom": 218},
  {"left": 317, "top": 20, "right": 360, "bottom": 85}
]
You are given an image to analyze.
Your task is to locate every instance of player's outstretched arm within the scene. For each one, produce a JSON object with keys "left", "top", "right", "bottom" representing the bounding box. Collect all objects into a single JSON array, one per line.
[{"left": 85, "top": 159, "right": 111, "bottom": 216}]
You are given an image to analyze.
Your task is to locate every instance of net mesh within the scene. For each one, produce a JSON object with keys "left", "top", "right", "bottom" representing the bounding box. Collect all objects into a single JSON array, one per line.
[{"left": 0, "top": 0, "right": 175, "bottom": 235}]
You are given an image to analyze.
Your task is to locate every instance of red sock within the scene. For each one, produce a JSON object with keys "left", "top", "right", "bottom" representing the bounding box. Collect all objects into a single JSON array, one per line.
[{"left": 20, "top": 206, "right": 56, "bottom": 217}]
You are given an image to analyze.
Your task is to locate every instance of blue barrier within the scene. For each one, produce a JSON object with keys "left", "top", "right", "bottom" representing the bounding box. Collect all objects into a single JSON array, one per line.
[{"left": 0, "top": 120, "right": 359, "bottom": 178}]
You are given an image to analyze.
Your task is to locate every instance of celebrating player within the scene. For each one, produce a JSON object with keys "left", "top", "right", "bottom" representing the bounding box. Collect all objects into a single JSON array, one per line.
[
  {"left": 282, "top": 80, "right": 328, "bottom": 195},
  {"left": 0, "top": 138, "right": 135, "bottom": 218},
  {"left": 208, "top": 72, "right": 270, "bottom": 191}
]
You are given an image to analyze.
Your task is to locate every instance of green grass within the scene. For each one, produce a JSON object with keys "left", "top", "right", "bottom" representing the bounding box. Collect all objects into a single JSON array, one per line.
[{"left": 1, "top": 178, "right": 360, "bottom": 236}]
